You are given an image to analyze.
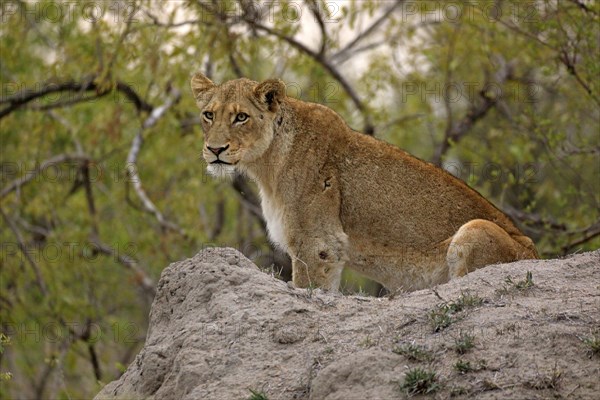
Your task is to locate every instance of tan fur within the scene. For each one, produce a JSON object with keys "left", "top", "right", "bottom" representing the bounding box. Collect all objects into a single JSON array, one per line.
[{"left": 191, "top": 73, "right": 539, "bottom": 292}]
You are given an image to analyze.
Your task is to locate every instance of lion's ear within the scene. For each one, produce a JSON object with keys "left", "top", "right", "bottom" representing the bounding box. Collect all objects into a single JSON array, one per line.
[
  {"left": 254, "top": 79, "right": 286, "bottom": 112},
  {"left": 190, "top": 72, "right": 216, "bottom": 105}
]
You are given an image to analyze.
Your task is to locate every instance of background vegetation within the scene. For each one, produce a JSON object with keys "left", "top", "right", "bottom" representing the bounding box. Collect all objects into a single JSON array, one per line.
[{"left": 1, "top": 1, "right": 598, "bottom": 398}]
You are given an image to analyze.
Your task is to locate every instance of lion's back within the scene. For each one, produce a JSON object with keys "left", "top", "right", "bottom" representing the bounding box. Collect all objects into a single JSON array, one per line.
[{"left": 283, "top": 102, "right": 522, "bottom": 247}]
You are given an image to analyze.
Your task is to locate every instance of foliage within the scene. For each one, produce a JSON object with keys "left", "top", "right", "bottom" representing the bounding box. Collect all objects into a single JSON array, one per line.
[
  {"left": 429, "top": 291, "right": 483, "bottom": 332},
  {"left": 581, "top": 331, "right": 600, "bottom": 358},
  {"left": 247, "top": 388, "right": 269, "bottom": 400},
  {"left": 0, "top": 1, "right": 598, "bottom": 398},
  {"left": 506, "top": 270, "right": 535, "bottom": 290},
  {"left": 428, "top": 304, "right": 454, "bottom": 332},
  {"left": 454, "top": 359, "right": 486, "bottom": 374},
  {"left": 400, "top": 367, "right": 440, "bottom": 395},
  {"left": 392, "top": 342, "right": 434, "bottom": 362},
  {"left": 454, "top": 331, "right": 476, "bottom": 354}
]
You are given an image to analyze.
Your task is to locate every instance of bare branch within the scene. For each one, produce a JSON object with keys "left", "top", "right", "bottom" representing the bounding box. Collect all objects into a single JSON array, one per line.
[
  {"left": 104, "top": 3, "right": 139, "bottom": 75},
  {"left": 567, "top": 0, "right": 598, "bottom": 15},
  {"left": 79, "top": 159, "right": 101, "bottom": 241},
  {"left": 0, "top": 78, "right": 95, "bottom": 118},
  {"left": 505, "top": 207, "right": 600, "bottom": 255},
  {"left": 232, "top": 174, "right": 264, "bottom": 225},
  {"left": 333, "top": 40, "right": 388, "bottom": 65},
  {"left": 503, "top": 206, "right": 568, "bottom": 232},
  {"left": 141, "top": 6, "right": 205, "bottom": 28},
  {"left": 90, "top": 238, "right": 156, "bottom": 299},
  {"left": 0, "top": 78, "right": 153, "bottom": 118},
  {"left": 88, "top": 343, "right": 102, "bottom": 381},
  {"left": 432, "top": 93, "right": 497, "bottom": 165},
  {"left": 307, "top": 0, "right": 328, "bottom": 56},
  {"left": 432, "top": 56, "right": 511, "bottom": 164},
  {"left": 441, "top": 25, "right": 461, "bottom": 158},
  {"left": 378, "top": 113, "right": 425, "bottom": 132},
  {"left": 240, "top": 18, "right": 374, "bottom": 134},
  {"left": 191, "top": 0, "right": 377, "bottom": 133},
  {"left": 210, "top": 195, "right": 225, "bottom": 240},
  {"left": 115, "top": 81, "right": 154, "bottom": 113},
  {"left": 332, "top": 1, "right": 404, "bottom": 63},
  {"left": 33, "top": 330, "right": 72, "bottom": 399},
  {"left": 0, "top": 207, "right": 48, "bottom": 296},
  {"left": 125, "top": 89, "right": 186, "bottom": 237},
  {"left": 559, "top": 49, "right": 600, "bottom": 106},
  {"left": 26, "top": 93, "right": 109, "bottom": 111},
  {"left": 495, "top": 9, "right": 599, "bottom": 106},
  {"left": 561, "top": 221, "right": 600, "bottom": 254},
  {"left": 1, "top": 153, "right": 91, "bottom": 199}
]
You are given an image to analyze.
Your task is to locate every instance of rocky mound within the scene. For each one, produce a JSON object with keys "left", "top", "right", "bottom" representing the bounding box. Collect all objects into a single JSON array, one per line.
[{"left": 94, "top": 248, "right": 599, "bottom": 400}]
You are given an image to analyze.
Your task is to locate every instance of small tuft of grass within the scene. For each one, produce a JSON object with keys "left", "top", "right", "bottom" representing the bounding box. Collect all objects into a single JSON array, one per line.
[
  {"left": 454, "top": 359, "right": 474, "bottom": 374},
  {"left": 428, "top": 291, "right": 483, "bottom": 332},
  {"left": 267, "top": 264, "right": 284, "bottom": 280},
  {"left": 495, "top": 322, "right": 517, "bottom": 336},
  {"left": 454, "top": 359, "right": 487, "bottom": 374},
  {"left": 247, "top": 389, "right": 269, "bottom": 400},
  {"left": 360, "top": 334, "right": 376, "bottom": 348},
  {"left": 400, "top": 367, "right": 440, "bottom": 395},
  {"left": 527, "top": 364, "right": 562, "bottom": 390},
  {"left": 505, "top": 270, "right": 534, "bottom": 290},
  {"left": 450, "top": 385, "right": 469, "bottom": 396},
  {"left": 429, "top": 306, "right": 453, "bottom": 332},
  {"left": 448, "top": 291, "right": 484, "bottom": 313},
  {"left": 581, "top": 332, "right": 600, "bottom": 357},
  {"left": 454, "top": 331, "right": 476, "bottom": 354},
  {"left": 392, "top": 343, "right": 434, "bottom": 362},
  {"left": 482, "top": 378, "right": 501, "bottom": 391},
  {"left": 457, "top": 291, "right": 484, "bottom": 308},
  {"left": 305, "top": 283, "right": 316, "bottom": 298}
]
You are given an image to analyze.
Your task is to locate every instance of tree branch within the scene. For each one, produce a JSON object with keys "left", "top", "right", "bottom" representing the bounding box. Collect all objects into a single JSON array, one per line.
[
  {"left": 115, "top": 81, "right": 154, "bottom": 113},
  {"left": 81, "top": 160, "right": 99, "bottom": 237},
  {"left": 90, "top": 238, "right": 156, "bottom": 299},
  {"left": 432, "top": 56, "right": 511, "bottom": 164},
  {"left": 332, "top": 1, "right": 404, "bottom": 63},
  {"left": 441, "top": 24, "right": 461, "bottom": 159},
  {"left": 307, "top": 0, "right": 328, "bottom": 56},
  {"left": 567, "top": 0, "right": 598, "bottom": 15},
  {"left": 88, "top": 343, "right": 102, "bottom": 381},
  {"left": 0, "top": 207, "right": 48, "bottom": 296},
  {"left": 125, "top": 89, "right": 186, "bottom": 237},
  {"left": 0, "top": 78, "right": 153, "bottom": 119},
  {"left": 559, "top": 49, "right": 600, "bottom": 106},
  {"left": 1, "top": 153, "right": 92, "bottom": 199},
  {"left": 495, "top": 5, "right": 599, "bottom": 107},
  {"left": 503, "top": 206, "right": 568, "bottom": 232},
  {"left": 0, "top": 78, "right": 96, "bottom": 118},
  {"left": 561, "top": 221, "right": 600, "bottom": 254},
  {"left": 243, "top": 19, "right": 374, "bottom": 134},
  {"left": 231, "top": 174, "right": 264, "bottom": 226},
  {"left": 191, "top": 1, "right": 377, "bottom": 133}
]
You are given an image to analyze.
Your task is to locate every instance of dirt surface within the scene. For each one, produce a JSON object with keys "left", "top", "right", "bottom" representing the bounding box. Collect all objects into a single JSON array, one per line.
[{"left": 94, "top": 248, "right": 600, "bottom": 400}]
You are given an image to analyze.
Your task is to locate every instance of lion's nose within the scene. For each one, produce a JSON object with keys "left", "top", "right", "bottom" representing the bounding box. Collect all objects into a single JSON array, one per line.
[{"left": 206, "top": 144, "right": 229, "bottom": 156}]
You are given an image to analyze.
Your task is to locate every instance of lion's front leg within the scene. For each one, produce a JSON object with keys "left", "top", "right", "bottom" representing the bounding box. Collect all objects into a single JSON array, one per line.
[{"left": 289, "top": 232, "right": 349, "bottom": 291}]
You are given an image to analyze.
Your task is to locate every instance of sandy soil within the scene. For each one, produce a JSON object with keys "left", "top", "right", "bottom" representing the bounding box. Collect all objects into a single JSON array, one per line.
[{"left": 94, "top": 248, "right": 600, "bottom": 400}]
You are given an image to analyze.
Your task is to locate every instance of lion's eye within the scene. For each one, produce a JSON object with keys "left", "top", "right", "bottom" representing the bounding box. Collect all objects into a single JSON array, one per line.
[
  {"left": 203, "top": 111, "right": 214, "bottom": 121},
  {"left": 235, "top": 113, "right": 248, "bottom": 123}
]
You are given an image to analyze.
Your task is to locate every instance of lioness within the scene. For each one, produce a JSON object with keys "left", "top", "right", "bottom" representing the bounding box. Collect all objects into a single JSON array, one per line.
[{"left": 191, "top": 73, "right": 538, "bottom": 292}]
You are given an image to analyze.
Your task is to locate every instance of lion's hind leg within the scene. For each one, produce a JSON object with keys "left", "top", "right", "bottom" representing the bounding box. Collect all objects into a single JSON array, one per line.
[{"left": 446, "top": 219, "right": 533, "bottom": 279}]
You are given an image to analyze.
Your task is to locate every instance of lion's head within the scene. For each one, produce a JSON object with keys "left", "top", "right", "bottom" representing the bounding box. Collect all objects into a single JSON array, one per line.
[{"left": 190, "top": 73, "right": 286, "bottom": 178}]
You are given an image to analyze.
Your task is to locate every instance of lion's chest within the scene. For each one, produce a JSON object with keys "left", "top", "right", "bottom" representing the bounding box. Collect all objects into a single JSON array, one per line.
[{"left": 260, "top": 190, "right": 288, "bottom": 252}]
